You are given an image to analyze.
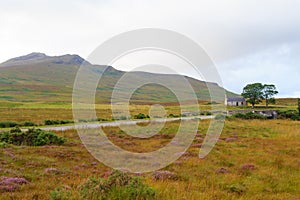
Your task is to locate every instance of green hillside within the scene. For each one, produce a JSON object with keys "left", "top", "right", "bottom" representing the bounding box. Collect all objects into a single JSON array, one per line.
[{"left": 0, "top": 53, "right": 237, "bottom": 104}]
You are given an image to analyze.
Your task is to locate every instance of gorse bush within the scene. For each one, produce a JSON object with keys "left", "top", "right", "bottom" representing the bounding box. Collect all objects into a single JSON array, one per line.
[
  {"left": 0, "top": 127, "right": 66, "bottom": 146},
  {"left": 79, "top": 170, "right": 155, "bottom": 200}
]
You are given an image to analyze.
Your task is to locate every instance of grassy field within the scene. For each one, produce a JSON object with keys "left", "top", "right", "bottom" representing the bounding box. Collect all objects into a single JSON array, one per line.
[
  {"left": 0, "top": 101, "right": 215, "bottom": 124},
  {"left": 0, "top": 98, "right": 299, "bottom": 199},
  {"left": 0, "top": 98, "right": 297, "bottom": 125},
  {"left": 0, "top": 119, "right": 299, "bottom": 199}
]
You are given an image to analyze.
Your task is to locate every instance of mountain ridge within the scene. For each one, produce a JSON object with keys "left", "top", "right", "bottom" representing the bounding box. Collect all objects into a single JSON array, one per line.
[
  {"left": 0, "top": 53, "right": 238, "bottom": 104},
  {"left": 0, "top": 52, "right": 91, "bottom": 67}
]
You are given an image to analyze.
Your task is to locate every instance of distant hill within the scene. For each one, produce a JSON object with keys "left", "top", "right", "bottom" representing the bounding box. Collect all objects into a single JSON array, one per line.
[
  {"left": 0, "top": 53, "right": 238, "bottom": 104},
  {"left": 0, "top": 52, "right": 90, "bottom": 67}
]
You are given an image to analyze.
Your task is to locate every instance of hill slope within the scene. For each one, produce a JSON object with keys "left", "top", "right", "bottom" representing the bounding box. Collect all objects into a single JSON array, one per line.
[{"left": 0, "top": 53, "right": 237, "bottom": 104}]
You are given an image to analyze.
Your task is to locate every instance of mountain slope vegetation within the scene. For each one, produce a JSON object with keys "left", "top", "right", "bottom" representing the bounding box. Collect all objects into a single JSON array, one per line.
[{"left": 0, "top": 53, "right": 237, "bottom": 104}]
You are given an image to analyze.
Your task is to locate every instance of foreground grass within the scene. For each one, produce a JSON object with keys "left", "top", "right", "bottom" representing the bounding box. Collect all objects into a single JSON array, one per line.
[{"left": 0, "top": 119, "right": 299, "bottom": 199}]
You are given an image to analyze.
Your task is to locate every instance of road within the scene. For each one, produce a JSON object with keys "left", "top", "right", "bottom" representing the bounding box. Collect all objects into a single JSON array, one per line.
[{"left": 39, "top": 115, "right": 215, "bottom": 131}]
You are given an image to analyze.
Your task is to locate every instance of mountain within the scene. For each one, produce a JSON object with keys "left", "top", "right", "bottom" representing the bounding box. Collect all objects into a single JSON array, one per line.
[
  {"left": 0, "top": 53, "right": 90, "bottom": 67},
  {"left": 0, "top": 53, "right": 237, "bottom": 104}
]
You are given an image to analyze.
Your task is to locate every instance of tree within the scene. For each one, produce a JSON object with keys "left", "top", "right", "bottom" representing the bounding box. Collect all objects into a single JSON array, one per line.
[
  {"left": 298, "top": 98, "right": 300, "bottom": 117},
  {"left": 262, "top": 84, "right": 278, "bottom": 108},
  {"left": 241, "top": 83, "right": 264, "bottom": 109}
]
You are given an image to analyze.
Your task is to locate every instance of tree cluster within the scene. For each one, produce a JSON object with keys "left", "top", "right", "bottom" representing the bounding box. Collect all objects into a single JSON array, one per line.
[
  {"left": 241, "top": 83, "right": 278, "bottom": 108},
  {"left": 298, "top": 98, "right": 300, "bottom": 116}
]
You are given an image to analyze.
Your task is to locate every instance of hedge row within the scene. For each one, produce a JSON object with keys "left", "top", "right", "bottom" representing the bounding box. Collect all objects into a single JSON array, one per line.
[
  {"left": 0, "top": 119, "right": 75, "bottom": 128},
  {"left": 44, "top": 119, "right": 74, "bottom": 125},
  {"left": 0, "top": 121, "right": 36, "bottom": 128},
  {"left": 278, "top": 110, "right": 300, "bottom": 120}
]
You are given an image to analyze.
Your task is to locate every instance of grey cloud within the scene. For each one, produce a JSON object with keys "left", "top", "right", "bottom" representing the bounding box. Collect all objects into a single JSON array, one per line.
[{"left": 0, "top": 0, "right": 299, "bottom": 96}]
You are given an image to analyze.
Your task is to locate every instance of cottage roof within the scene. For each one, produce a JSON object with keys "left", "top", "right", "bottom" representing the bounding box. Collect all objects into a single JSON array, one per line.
[{"left": 227, "top": 97, "right": 245, "bottom": 102}]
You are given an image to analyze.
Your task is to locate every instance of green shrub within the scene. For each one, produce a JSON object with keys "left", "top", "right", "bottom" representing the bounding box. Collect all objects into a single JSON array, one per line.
[
  {"left": 114, "top": 116, "right": 127, "bottom": 120},
  {"left": 168, "top": 113, "right": 188, "bottom": 118},
  {"left": 78, "top": 118, "right": 109, "bottom": 123},
  {"left": 168, "top": 113, "right": 180, "bottom": 118},
  {"left": 44, "top": 120, "right": 60, "bottom": 125},
  {"left": 50, "top": 186, "right": 73, "bottom": 200},
  {"left": 278, "top": 110, "right": 300, "bottom": 120},
  {"left": 0, "top": 121, "right": 19, "bottom": 128},
  {"left": 215, "top": 114, "right": 226, "bottom": 120},
  {"left": 0, "top": 121, "right": 36, "bottom": 128},
  {"left": 207, "top": 101, "right": 219, "bottom": 105},
  {"left": 0, "top": 141, "right": 7, "bottom": 148},
  {"left": 44, "top": 120, "right": 73, "bottom": 125},
  {"left": 97, "top": 118, "right": 108, "bottom": 122},
  {"left": 20, "top": 121, "right": 37, "bottom": 126},
  {"left": 225, "top": 183, "right": 247, "bottom": 195},
  {"left": 291, "top": 115, "right": 300, "bottom": 120},
  {"left": 60, "top": 120, "right": 73, "bottom": 124},
  {"left": 0, "top": 127, "right": 66, "bottom": 146},
  {"left": 78, "top": 119, "right": 96, "bottom": 123},
  {"left": 134, "top": 113, "right": 150, "bottom": 119},
  {"left": 79, "top": 170, "right": 155, "bottom": 200},
  {"left": 200, "top": 111, "right": 212, "bottom": 116}
]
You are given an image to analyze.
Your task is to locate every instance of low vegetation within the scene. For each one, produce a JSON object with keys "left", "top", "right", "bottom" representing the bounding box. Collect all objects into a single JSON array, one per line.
[
  {"left": 78, "top": 118, "right": 109, "bottom": 123},
  {"left": 0, "top": 121, "right": 36, "bottom": 128},
  {"left": 0, "top": 119, "right": 299, "bottom": 199},
  {"left": 44, "top": 119, "right": 74, "bottom": 125},
  {"left": 134, "top": 113, "right": 150, "bottom": 119},
  {"left": 0, "top": 119, "right": 74, "bottom": 129},
  {"left": 0, "top": 99, "right": 299, "bottom": 199},
  {"left": 0, "top": 127, "right": 66, "bottom": 146},
  {"left": 229, "top": 112, "right": 267, "bottom": 120},
  {"left": 50, "top": 170, "right": 155, "bottom": 200},
  {"left": 278, "top": 110, "right": 300, "bottom": 120},
  {"left": 200, "top": 111, "right": 212, "bottom": 116},
  {"left": 214, "top": 113, "right": 226, "bottom": 120}
]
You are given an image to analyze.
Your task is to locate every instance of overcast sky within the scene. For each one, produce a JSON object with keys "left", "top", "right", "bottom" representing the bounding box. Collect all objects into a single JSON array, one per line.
[{"left": 0, "top": 0, "right": 299, "bottom": 97}]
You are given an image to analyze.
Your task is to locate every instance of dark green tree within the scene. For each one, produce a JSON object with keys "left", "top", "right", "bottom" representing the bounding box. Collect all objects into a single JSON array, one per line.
[
  {"left": 241, "top": 83, "right": 264, "bottom": 109},
  {"left": 298, "top": 98, "right": 300, "bottom": 117},
  {"left": 262, "top": 84, "right": 278, "bottom": 108}
]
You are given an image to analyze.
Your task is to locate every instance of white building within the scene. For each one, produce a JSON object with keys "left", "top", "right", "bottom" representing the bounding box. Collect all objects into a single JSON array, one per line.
[{"left": 225, "top": 97, "right": 246, "bottom": 106}]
